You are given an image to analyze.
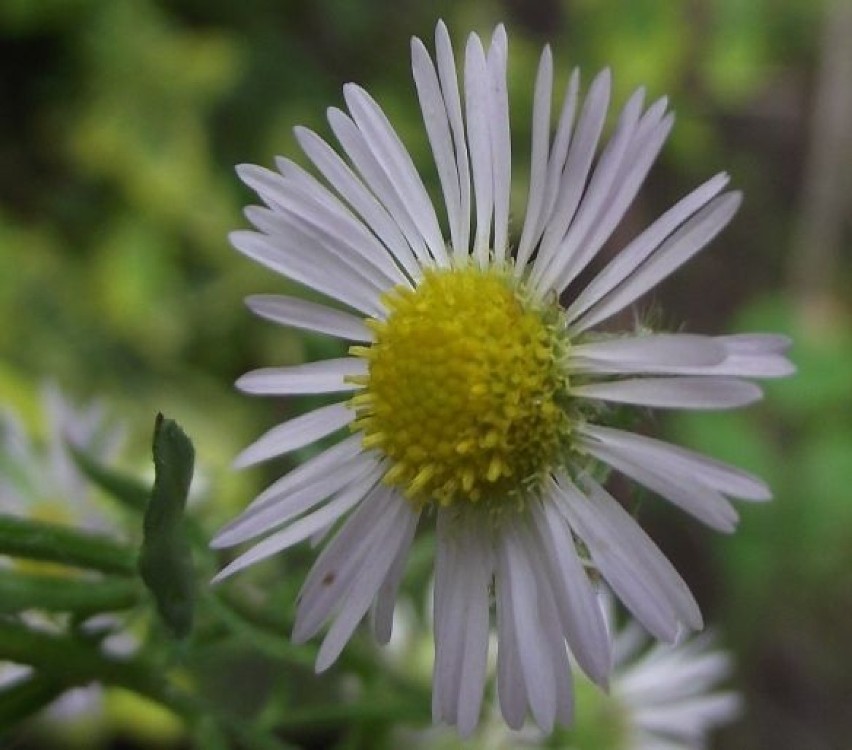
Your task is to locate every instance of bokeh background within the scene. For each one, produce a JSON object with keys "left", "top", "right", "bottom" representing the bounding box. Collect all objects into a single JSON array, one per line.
[{"left": 1, "top": 0, "right": 850, "bottom": 748}]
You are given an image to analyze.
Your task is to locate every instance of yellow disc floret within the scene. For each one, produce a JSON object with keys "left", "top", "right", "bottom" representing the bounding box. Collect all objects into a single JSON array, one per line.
[{"left": 348, "top": 264, "right": 572, "bottom": 509}]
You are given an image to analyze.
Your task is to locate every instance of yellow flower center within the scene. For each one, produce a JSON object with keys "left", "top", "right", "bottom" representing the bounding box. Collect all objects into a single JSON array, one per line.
[{"left": 348, "top": 265, "right": 572, "bottom": 509}]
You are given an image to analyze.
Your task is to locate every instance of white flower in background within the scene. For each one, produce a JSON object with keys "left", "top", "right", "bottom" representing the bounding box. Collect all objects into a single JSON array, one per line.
[
  {"left": 0, "top": 382, "right": 125, "bottom": 533},
  {"left": 610, "top": 624, "right": 741, "bottom": 750},
  {"left": 0, "top": 384, "right": 128, "bottom": 730},
  {"left": 389, "top": 592, "right": 741, "bottom": 749},
  {"left": 214, "top": 20, "right": 793, "bottom": 735}
]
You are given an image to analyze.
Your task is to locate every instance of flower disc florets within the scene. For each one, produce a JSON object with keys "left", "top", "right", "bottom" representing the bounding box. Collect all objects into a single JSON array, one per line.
[{"left": 348, "top": 264, "right": 572, "bottom": 509}]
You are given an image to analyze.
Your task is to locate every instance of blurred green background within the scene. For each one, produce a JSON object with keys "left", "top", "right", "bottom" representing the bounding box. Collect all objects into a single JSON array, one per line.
[{"left": 1, "top": 0, "right": 850, "bottom": 748}]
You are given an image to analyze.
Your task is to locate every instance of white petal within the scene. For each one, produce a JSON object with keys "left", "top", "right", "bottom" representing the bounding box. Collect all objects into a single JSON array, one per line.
[
  {"left": 274, "top": 157, "right": 417, "bottom": 289},
  {"left": 572, "top": 191, "right": 742, "bottom": 332},
  {"left": 554, "top": 103, "right": 673, "bottom": 295},
  {"left": 499, "top": 527, "right": 556, "bottom": 732},
  {"left": 233, "top": 402, "right": 354, "bottom": 468},
  {"left": 295, "top": 126, "right": 421, "bottom": 279},
  {"left": 244, "top": 203, "right": 398, "bottom": 292},
  {"left": 579, "top": 425, "right": 771, "bottom": 500},
  {"left": 245, "top": 433, "right": 365, "bottom": 511},
  {"left": 230, "top": 229, "right": 382, "bottom": 316},
  {"left": 669, "top": 335, "right": 796, "bottom": 379},
  {"left": 464, "top": 33, "right": 494, "bottom": 266},
  {"left": 566, "top": 172, "right": 730, "bottom": 327},
  {"left": 245, "top": 294, "right": 372, "bottom": 342},
  {"left": 315, "top": 497, "right": 418, "bottom": 671},
  {"left": 633, "top": 694, "right": 742, "bottom": 738},
  {"left": 236, "top": 458, "right": 375, "bottom": 536},
  {"left": 487, "top": 25, "right": 511, "bottom": 261},
  {"left": 570, "top": 334, "right": 727, "bottom": 375},
  {"left": 239, "top": 164, "right": 408, "bottom": 289},
  {"left": 538, "top": 573, "right": 574, "bottom": 727},
  {"left": 411, "top": 36, "right": 463, "bottom": 254},
  {"left": 708, "top": 352, "right": 795, "bottom": 379},
  {"left": 236, "top": 358, "right": 366, "bottom": 396},
  {"left": 579, "top": 436, "right": 739, "bottom": 532},
  {"left": 328, "top": 108, "right": 433, "bottom": 267},
  {"left": 517, "top": 520, "right": 576, "bottom": 728},
  {"left": 212, "top": 444, "right": 377, "bottom": 547},
  {"left": 573, "top": 376, "right": 762, "bottom": 410},
  {"left": 718, "top": 333, "right": 792, "bottom": 354},
  {"left": 496, "top": 552, "right": 526, "bottom": 729},
  {"left": 455, "top": 536, "right": 492, "bottom": 736},
  {"left": 432, "top": 512, "right": 492, "bottom": 735},
  {"left": 343, "top": 85, "right": 448, "bottom": 266},
  {"left": 534, "top": 68, "right": 580, "bottom": 249},
  {"left": 293, "top": 486, "right": 398, "bottom": 643},
  {"left": 530, "top": 69, "right": 611, "bottom": 287},
  {"left": 619, "top": 644, "right": 733, "bottom": 701},
  {"left": 554, "top": 474, "right": 702, "bottom": 641},
  {"left": 535, "top": 86, "right": 646, "bottom": 294},
  {"left": 531, "top": 500, "right": 612, "bottom": 686},
  {"left": 434, "top": 20, "right": 471, "bottom": 258},
  {"left": 515, "top": 46, "right": 553, "bottom": 271},
  {"left": 371, "top": 509, "right": 419, "bottom": 644},
  {"left": 432, "top": 510, "right": 462, "bottom": 723},
  {"left": 211, "top": 480, "right": 367, "bottom": 583}
]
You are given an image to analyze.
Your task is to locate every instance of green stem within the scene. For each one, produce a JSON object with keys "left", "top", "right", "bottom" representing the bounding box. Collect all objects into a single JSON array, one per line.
[
  {"left": 0, "top": 570, "right": 140, "bottom": 616},
  {"left": 0, "top": 514, "right": 137, "bottom": 577},
  {"left": 272, "top": 696, "right": 428, "bottom": 730}
]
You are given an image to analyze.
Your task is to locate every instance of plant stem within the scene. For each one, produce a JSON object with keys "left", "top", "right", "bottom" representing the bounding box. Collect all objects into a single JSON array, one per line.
[
  {"left": 0, "top": 514, "right": 137, "bottom": 577},
  {"left": 0, "top": 570, "right": 140, "bottom": 615}
]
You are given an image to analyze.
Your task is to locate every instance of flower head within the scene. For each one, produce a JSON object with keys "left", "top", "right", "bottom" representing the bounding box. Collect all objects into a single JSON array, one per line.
[
  {"left": 0, "top": 384, "right": 130, "bottom": 732},
  {"left": 0, "top": 382, "right": 125, "bottom": 534},
  {"left": 215, "top": 21, "right": 792, "bottom": 735},
  {"left": 609, "top": 617, "right": 742, "bottom": 750}
]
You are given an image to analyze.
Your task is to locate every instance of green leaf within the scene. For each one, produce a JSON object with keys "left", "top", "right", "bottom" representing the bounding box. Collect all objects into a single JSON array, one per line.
[
  {"left": 138, "top": 413, "right": 196, "bottom": 639},
  {"left": 0, "top": 514, "right": 137, "bottom": 577},
  {"left": 67, "top": 441, "right": 150, "bottom": 513},
  {"left": 0, "top": 570, "right": 140, "bottom": 616}
]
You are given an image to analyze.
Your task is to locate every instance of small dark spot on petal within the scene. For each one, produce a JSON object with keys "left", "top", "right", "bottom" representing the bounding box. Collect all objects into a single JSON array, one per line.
[{"left": 322, "top": 572, "right": 336, "bottom": 586}]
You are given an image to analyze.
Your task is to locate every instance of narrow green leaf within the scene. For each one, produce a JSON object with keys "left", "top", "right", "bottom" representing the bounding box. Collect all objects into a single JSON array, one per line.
[
  {"left": 67, "top": 441, "right": 150, "bottom": 513},
  {"left": 0, "top": 514, "right": 137, "bottom": 577},
  {"left": 0, "top": 570, "right": 140, "bottom": 616},
  {"left": 138, "top": 413, "right": 196, "bottom": 639}
]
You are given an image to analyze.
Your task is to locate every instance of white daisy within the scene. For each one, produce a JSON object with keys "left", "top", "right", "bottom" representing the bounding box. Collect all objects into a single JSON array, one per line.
[
  {"left": 0, "top": 382, "right": 125, "bottom": 533},
  {"left": 213, "top": 21, "right": 793, "bottom": 736},
  {"left": 0, "top": 384, "right": 128, "bottom": 728},
  {"left": 610, "top": 618, "right": 742, "bottom": 750}
]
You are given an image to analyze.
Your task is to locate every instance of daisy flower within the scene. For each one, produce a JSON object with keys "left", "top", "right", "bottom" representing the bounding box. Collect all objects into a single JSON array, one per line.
[
  {"left": 213, "top": 21, "right": 793, "bottom": 736},
  {"left": 0, "top": 382, "right": 125, "bottom": 534},
  {"left": 0, "top": 384, "right": 128, "bottom": 731},
  {"left": 609, "top": 621, "right": 741, "bottom": 750}
]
